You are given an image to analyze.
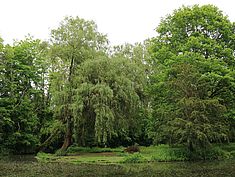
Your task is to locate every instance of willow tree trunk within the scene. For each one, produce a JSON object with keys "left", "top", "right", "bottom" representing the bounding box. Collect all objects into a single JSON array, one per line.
[
  {"left": 60, "top": 56, "right": 74, "bottom": 151},
  {"left": 61, "top": 115, "right": 72, "bottom": 150}
]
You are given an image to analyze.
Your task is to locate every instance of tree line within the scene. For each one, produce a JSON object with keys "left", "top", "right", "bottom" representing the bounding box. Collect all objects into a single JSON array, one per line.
[{"left": 0, "top": 4, "right": 234, "bottom": 155}]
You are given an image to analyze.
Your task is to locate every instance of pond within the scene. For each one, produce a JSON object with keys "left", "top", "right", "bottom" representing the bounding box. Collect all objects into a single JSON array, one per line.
[{"left": 0, "top": 156, "right": 235, "bottom": 177}]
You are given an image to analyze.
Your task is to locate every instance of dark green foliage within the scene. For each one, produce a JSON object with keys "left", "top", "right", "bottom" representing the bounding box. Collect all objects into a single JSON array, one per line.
[
  {"left": 149, "top": 145, "right": 189, "bottom": 161},
  {"left": 189, "top": 146, "right": 231, "bottom": 160},
  {"left": 73, "top": 57, "right": 147, "bottom": 146},
  {"left": 149, "top": 4, "right": 235, "bottom": 154},
  {"left": 49, "top": 16, "right": 109, "bottom": 150},
  {"left": 148, "top": 144, "right": 233, "bottom": 161},
  {"left": 0, "top": 37, "right": 49, "bottom": 154}
]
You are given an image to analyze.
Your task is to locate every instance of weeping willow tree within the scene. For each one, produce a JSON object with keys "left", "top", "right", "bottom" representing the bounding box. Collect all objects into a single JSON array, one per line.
[
  {"left": 72, "top": 57, "right": 147, "bottom": 146},
  {"left": 49, "top": 16, "right": 108, "bottom": 151},
  {"left": 48, "top": 16, "right": 148, "bottom": 150}
]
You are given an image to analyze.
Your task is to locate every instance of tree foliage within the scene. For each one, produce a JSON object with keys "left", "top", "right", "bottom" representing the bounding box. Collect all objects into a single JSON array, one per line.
[
  {"left": 149, "top": 5, "right": 235, "bottom": 152},
  {"left": 49, "top": 16, "right": 109, "bottom": 150},
  {"left": 0, "top": 37, "right": 48, "bottom": 153},
  {"left": 72, "top": 57, "right": 147, "bottom": 146}
]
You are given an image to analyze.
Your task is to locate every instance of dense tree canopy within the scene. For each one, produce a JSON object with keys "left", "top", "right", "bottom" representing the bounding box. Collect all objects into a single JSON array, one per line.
[
  {"left": 0, "top": 37, "right": 48, "bottom": 153},
  {"left": 152, "top": 5, "right": 235, "bottom": 65},
  {"left": 72, "top": 57, "right": 147, "bottom": 146},
  {"left": 149, "top": 5, "right": 235, "bottom": 153}
]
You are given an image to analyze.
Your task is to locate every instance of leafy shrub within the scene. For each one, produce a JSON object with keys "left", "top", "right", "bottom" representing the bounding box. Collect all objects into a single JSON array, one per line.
[
  {"left": 124, "top": 144, "right": 140, "bottom": 153},
  {"left": 149, "top": 144, "right": 233, "bottom": 161},
  {"left": 206, "top": 147, "right": 231, "bottom": 160},
  {"left": 122, "top": 153, "right": 145, "bottom": 163},
  {"left": 150, "top": 145, "right": 188, "bottom": 161},
  {"left": 220, "top": 143, "right": 235, "bottom": 152},
  {"left": 0, "top": 147, "right": 10, "bottom": 156},
  {"left": 188, "top": 146, "right": 232, "bottom": 160}
]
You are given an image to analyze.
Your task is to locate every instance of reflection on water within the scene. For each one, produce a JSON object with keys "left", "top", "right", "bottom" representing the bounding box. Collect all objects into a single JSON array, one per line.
[
  {"left": 126, "top": 160, "right": 235, "bottom": 177},
  {"left": 0, "top": 156, "right": 235, "bottom": 177},
  {"left": 5, "top": 155, "right": 37, "bottom": 162}
]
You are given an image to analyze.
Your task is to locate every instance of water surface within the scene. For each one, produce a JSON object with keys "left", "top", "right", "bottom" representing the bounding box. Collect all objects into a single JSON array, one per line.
[{"left": 0, "top": 156, "right": 234, "bottom": 177}]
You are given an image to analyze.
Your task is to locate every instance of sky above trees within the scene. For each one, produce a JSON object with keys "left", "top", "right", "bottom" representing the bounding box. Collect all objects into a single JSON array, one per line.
[{"left": 0, "top": 0, "right": 235, "bottom": 45}]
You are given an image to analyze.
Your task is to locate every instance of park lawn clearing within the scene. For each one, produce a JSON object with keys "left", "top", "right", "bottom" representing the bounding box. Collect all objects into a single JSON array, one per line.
[
  {"left": 36, "top": 146, "right": 180, "bottom": 164},
  {"left": 36, "top": 143, "right": 235, "bottom": 164},
  {"left": 37, "top": 151, "right": 125, "bottom": 164},
  {"left": 68, "top": 152, "right": 124, "bottom": 164}
]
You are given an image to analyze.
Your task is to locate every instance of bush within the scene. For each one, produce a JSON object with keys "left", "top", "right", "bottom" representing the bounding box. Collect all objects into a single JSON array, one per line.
[
  {"left": 188, "top": 146, "right": 232, "bottom": 160},
  {"left": 0, "top": 147, "right": 10, "bottom": 156},
  {"left": 149, "top": 144, "right": 233, "bottom": 161},
  {"left": 206, "top": 147, "right": 231, "bottom": 160},
  {"left": 150, "top": 145, "right": 188, "bottom": 162},
  {"left": 220, "top": 143, "right": 235, "bottom": 152},
  {"left": 124, "top": 144, "right": 140, "bottom": 153},
  {"left": 122, "top": 153, "right": 145, "bottom": 163}
]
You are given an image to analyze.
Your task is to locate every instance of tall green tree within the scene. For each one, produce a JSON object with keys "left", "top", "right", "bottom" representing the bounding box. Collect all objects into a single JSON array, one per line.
[
  {"left": 149, "top": 5, "right": 235, "bottom": 153},
  {"left": 49, "top": 16, "right": 108, "bottom": 150},
  {"left": 151, "top": 5, "right": 235, "bottom": 66},
  {"left": 0, "top": 37, "right": 48, "bottom": 153}
]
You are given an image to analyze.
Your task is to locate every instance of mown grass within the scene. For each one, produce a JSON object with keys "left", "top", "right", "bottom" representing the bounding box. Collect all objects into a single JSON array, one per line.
[{"left": 36, "top": 151, "right": 124, "bottom": 164}]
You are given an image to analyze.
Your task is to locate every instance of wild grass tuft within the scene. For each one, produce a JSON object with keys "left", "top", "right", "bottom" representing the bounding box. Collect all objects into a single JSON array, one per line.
[
  {"left": 146, "top": 145, "right": 188, "bottom": 162},
  {"left": 122, "top": 153, "right": 146, "bottom": 163}
]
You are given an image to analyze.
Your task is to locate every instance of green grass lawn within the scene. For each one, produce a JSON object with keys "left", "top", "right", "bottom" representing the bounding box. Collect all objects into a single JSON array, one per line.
[
  {"left": 36, "top": 143, "right": 235, "bottom": 164},
  {"left": 37, "top": 151, "right": 125, "bottom": 164}
]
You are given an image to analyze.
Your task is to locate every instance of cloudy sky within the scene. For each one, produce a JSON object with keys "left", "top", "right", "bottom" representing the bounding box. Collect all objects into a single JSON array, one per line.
[{"left": 0, "top": 0, "right": 234, "bottom": 45}]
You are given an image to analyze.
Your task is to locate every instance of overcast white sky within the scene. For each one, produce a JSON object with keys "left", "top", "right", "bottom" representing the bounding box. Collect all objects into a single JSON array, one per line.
[{"left": 0, "top": 0, "right": 234, "bottom": 45}]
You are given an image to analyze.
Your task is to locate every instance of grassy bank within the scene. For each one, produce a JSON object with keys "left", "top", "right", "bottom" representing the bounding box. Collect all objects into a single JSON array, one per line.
[{"left": 36, "top": 143, "right": 235, "bottom": 164}]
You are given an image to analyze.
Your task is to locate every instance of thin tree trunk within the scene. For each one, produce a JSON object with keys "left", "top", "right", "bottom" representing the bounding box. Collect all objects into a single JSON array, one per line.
[
  {"left": 38, "top": 129, "right": 60, "bottom": 152},
  {"left": 61, "top": 116, "right": 72, "bottom": 150},
  {"left": 60, "top": 55, "right": 74, "bottom": 151},
  {"left": 188, "top": 141, "right": 194, "bottom": 152}
]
